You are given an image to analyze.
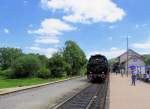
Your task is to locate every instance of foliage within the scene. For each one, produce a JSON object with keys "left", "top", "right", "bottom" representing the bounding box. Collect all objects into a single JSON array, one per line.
[
  {"left": 0, "top": 40, "right": 87, "bottom": 79},
  {"left": 108, "top": 58, "right": 117, "bottom": 65},
  {"left": 143, "top": 55, "right": 150, "bottom": 65},
  {"left": 37, "top": 67, "right": 51, "bottom": 79},
  {"left": 11, "top": 55, "right": 42, "bottom": 78},
  {"left": 80, "top": 64, "right": 87, "bottom": 75},
  {"left": 28, "top": 53, "right": 49, "bottom": 68},
  {"left": 49, "top": 52, "right": 68, "bottom": 77},
  {"left": 0, "top": 47, "right": 22, "bottom": 69},
  {"left": 0, "top": 68, "right": 14, "bottom": 78},
  {"left": 63, "top": 40, "right": 87, "bottom": 75}
]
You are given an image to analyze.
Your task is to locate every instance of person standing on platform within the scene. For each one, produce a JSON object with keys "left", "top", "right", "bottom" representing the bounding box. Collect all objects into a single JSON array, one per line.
[{"left": 131, "top": 66, "right": 137, "bottom": 86}]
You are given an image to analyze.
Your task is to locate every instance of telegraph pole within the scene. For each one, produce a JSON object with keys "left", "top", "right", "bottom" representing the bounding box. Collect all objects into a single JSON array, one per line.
[{"left": 126, "top": 36, "right": 129, "bottom": 77}]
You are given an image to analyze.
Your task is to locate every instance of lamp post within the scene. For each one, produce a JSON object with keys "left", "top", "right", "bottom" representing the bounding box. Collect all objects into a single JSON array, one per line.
[{"left": 126, "top": 36, "right": 129, "bottom": 77}]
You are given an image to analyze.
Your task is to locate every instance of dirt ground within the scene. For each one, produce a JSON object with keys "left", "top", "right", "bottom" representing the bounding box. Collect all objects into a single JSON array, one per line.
[{"left": 110, "top": 73, "right": 150, "bottom": 109}]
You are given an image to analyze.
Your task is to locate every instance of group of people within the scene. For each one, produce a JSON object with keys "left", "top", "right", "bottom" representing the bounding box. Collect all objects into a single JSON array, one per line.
[
  {"left": 112, "top": 64, "right": 150, "bottom": 86},
  {"left": 130, "top": 67, "right": 150, "bottom": 86}
]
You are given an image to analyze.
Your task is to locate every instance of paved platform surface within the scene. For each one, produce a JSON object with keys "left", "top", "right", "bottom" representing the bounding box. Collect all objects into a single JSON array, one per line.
[{"left": 110, "top": 73, "right": 150, "bottom": 109}]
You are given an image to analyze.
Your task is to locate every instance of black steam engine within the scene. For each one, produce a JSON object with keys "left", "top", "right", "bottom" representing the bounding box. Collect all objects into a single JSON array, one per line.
[{"left": 87, "top": 54, "right": 109, "bottom": 82}]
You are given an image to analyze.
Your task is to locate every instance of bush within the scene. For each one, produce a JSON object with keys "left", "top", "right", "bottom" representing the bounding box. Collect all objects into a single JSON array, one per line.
[
  {"left": 51, "top": 68, "right": 67, "bottom": 78},
  {"left": 12, "top": 55, "right": 42, "bottom": 78},
  {"left": 1, "top": 68, "right": 14, "bottom": 78},
  {"left": 49, "top": 53, "right": 67, "bottom": 77},
  {"left": 0, "top": 68, "right": 2, "bottom": 76},
  {"left": 37, "top": 67, "right": 51, "bottom": 79},
  {"left": 80, "top": 65, "right": 87, "bottom": 76},
  {"left": 0, "top": 47, "right": 22, "bottom": 69}
]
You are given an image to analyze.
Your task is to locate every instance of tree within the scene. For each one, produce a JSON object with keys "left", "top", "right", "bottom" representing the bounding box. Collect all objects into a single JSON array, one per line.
[
  {"left": 143, "top": 55, "right": 150, "bottom": 65},
  {"left": 12, "top": 55, "right": 42, "bottom": 78},
  {"left": 0, "top": 47, "right": 22, "bottom": 69},
  {"left": 49, "top": 52, "right": 70, "bottom": 77},
  {"left": 108, "top": 58, "right": 117, "bottom": 65},
  {"left": 63, "top": 40, "right": 87, "bottom": 75},
  {"left": 28, "top": 53, "right": 49, "bottom": 68}
]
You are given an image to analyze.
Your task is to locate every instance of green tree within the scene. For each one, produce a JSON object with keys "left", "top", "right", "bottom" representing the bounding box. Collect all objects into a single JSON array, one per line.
[
  {"left": 0, "top": 47, "right": 22, "bottom": 69},
  {"left": 143, "top": 55, "right": 150, "bottom": 65},
  {"left": 49, "top": 52, "right": 69, "bottom": 77},
  {"left": 28, "top": 53, "right": 49, "bottom": 68},
  {"left": 63, "top": 40, "right": 87, "bottom": 75},
  {"left": 37, "top": 67, "right": 51, "bottom": 79},
  {"left": 11, "top": 55, "right": 42, "bottom": 78},
  {"left": 108, "top": 58, "right": 117, "bottom": 66}
]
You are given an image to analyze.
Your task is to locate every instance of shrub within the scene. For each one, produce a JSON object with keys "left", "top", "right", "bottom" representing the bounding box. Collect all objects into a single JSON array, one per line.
[
  {"left": 49, "top": 53, "right": 67, "bottom": 77},
  {"left": 0, "top": 68, "right": 2, "bottom": 76},
  {"left": 0, "top": 47, "right": 22, "bottom": 69},
  {"left": 1, "top": 68, "right": 14, "bottom": 78},
  {"left": 51, "top": 68, "right": 67, "bottom": 78},
  {"left": 80, "top": 65, "right": 87, "bottom": 76},
  {"left": 12, "top": 55, "right": 42, "bottom": 78},
  {"left": 37, "top": 67, "right": 51, "bottom": 79}
]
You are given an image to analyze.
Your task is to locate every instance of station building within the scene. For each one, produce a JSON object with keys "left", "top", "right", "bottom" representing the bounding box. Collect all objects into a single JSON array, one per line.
[{"left": 118, "top": 49, "right": 145, "bottom": 75}]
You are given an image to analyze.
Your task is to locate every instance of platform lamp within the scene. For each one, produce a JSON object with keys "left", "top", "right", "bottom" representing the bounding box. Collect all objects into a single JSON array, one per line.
[{"left": 126, "top": 36, "right": 129, "bottom": 77}]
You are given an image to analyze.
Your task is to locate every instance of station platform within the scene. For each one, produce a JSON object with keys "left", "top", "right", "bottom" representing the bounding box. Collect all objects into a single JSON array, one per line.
[{"left": 110, "top": 73, "right": 150, "bottom": 109}]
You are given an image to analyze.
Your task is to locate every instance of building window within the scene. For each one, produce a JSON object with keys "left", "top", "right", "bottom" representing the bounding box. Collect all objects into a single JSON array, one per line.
[{"left": 133, "top": 58, "right": 137, "bottom": 62}]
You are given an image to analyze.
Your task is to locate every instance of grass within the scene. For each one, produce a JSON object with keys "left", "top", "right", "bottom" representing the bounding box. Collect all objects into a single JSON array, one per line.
[{"left": 0, "top": 76, "right": 72, "bottom": 89}]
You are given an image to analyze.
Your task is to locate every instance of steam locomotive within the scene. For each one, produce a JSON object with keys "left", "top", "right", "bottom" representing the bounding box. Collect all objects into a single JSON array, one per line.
[{"left": 87, "top": 54, "right": 109, "bottom": 82}]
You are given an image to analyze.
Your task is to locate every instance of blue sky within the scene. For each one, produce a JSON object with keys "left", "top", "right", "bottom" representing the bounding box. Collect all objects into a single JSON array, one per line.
[{"left": 0, "top": 0, "right": 150, "bottom": 59}]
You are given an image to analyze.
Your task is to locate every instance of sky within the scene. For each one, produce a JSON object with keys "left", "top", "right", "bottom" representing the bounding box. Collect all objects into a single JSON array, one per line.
[{"left": 0, "top": 0, "right": 150, "bottom": 59}]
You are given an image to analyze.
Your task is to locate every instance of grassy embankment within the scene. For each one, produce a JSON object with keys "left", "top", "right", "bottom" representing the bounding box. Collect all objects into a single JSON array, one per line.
[{"left": 0, "top": 76, "right": 74, "bottom": 89}]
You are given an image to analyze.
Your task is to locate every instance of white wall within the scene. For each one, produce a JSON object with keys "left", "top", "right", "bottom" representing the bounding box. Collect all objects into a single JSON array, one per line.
[
  {"left": 126, "top": 58, "right": 145, "bottom": 74},
  {"left": 119, "top": 50, "right": 141, "bottom": 63}
]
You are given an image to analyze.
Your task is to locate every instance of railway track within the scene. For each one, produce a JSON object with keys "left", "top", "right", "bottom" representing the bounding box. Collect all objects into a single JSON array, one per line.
[{"left": 52, "top": 80, "right": 109, "bottom": 109}]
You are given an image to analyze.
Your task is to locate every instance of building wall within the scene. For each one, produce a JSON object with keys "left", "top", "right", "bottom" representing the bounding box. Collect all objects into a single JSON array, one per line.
[
  {"left": 119, "top": 49, "right": 145, "bottom": 75},
  {"left": 125, "top": 58, "right": 145, "bottom": 74},
  {"left": 119, "top": 50, "right": 141, "bottom": 63}
]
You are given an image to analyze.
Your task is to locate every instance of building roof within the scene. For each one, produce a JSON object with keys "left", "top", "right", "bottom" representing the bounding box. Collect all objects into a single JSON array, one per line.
[
  {"left": 118, "top": 49, "right": 142, "bottom": 58},
  {"left": 118, "top": 49, "right": 144, "bottom": 63}
]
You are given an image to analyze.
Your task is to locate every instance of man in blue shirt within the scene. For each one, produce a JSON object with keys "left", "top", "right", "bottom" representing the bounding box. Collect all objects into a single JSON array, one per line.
[{"left": 130, "top": 66, "right": 136, "bottom": 86}]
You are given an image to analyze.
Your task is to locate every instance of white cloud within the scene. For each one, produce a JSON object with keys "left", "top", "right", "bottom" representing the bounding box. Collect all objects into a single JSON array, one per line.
[
  {"left": 133, "top": 38, "right": 150, "bottom": 49},
  {"left": 28, "top": 18, "right": 75, "bottom": 45},
  {"left": 34, "top": 36, "right": 60, "bottom": 44},
  {"left": 28, "top": 18, "right": 75, "bottom": 36},
  {"left": 4, "top": 28, "right": 9, "bottom": 34},
  {"left": 131, "top": 37, "right": 150, "bottom": 54},
  {"left": 41, "top": 0, "right": 125, "bottom": 24},
  {"left": 138, "top": 51, "right": 150, "bottom": 55},
  {"left": 29, "top": 46, "right": 58, "bottom": 58},
  {"left": 87, "top": 47, "right": 125, "bottom": 59},
  {"left": 135, "top": 24, "right": 148, "bottom": 29}
]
